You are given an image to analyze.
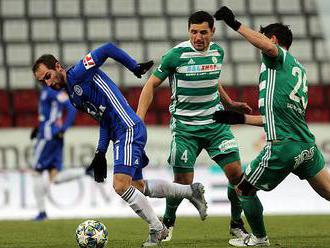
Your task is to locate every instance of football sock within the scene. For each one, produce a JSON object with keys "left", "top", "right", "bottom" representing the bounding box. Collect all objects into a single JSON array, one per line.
[
  {"left": 163, "top": 197, "right": 183, "bottom": 227},
  {"left": 227, "top": 183, "right": 243, "bottom": 222},
  {"left": 53, "top": 168, "right": 85, "bottom": 184},
  {"left": 32, "top": 172, "right": 48, "bottom": 213},
  {"left": 144, "top": 179, "right": 192, "bottom": 198},
  {"left": 239, "top": 195, "right": 267, "bottom": 238},
  {"left": 121, "top": 186, "right": 163, "bottom": 231}
]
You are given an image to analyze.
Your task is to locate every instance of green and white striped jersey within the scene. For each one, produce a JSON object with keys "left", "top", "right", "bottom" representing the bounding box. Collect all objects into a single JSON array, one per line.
[
  {"left": 153, "top": 41, "right": 224, "bottom": 126},
  {"left": 259, "top": 45, "right": 315, "bottom": 142}
]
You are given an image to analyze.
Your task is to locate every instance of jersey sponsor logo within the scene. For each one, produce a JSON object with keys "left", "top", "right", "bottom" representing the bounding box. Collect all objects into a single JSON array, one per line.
[
  {"left": 287, "top": 103, "right": 304, "bottom": 114},
  {"left": 73, "top": 85, "right": 83, "bottom": 96},
  {"left": 134, "top": 158, "right": 139, "bottom": 165},
  {"left": 83, "top": 53, "right": 96, "bottom": 70},
  {"left": 179, "top": 64, "right": 221, "bottom": 73},
  {"left": 218, "top": 139, "right": 238, "bottom": 152},
  {"left": 294, "top": 146, "right": 315, "bottom": 169}
]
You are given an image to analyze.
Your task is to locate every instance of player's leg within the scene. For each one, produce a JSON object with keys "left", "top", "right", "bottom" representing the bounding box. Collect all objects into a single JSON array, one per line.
[
  {"left": 229, "top": 177, "right": 270, "bottom": 247},
  {"left": 214, "top": 155, "right": 248, "bottom": 239},
  {"left": 229, "top": 142, "right": 295, "bottom": 246},
  {"left": 296, "top": 144, "right": 330, "bottom": 200},
  {"left": 32, "top": 139, "right": 59, "bottom": 220},
  {"left": 131, "top": 157, "right": 207, "bottom": 218},
  {"left": 208, "top": 124, "right": 247, "bottom": 238},
  {"left": 308, "top": 168, "right": 330, "bottom": 200},
  {"left": 113, "top": 124, "right": 168, "bottom": 247},
  {"left": 162, "top": 132, "right": 200, "bottom": 240}
]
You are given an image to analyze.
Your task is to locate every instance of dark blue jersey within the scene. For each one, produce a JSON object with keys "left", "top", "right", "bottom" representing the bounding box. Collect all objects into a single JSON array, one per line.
[
  {"left": 65, "top": 43, "right": 142, "bottom": 152},
  {"left": 38, "top": 86, "right": 76, "bottom": 140}
]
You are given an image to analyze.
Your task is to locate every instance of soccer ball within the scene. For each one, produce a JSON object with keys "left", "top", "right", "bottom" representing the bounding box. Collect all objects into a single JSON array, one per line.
[{"left": 75, "top": 220, "right": 109, "bottom": 248}]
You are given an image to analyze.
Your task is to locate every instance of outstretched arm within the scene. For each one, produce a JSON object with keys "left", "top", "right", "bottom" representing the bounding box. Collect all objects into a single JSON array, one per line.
[
  {"left": 82, "top": 43, "right": 154, "bottom": 78},
  {"left": 213, "top": 110, "right": 263, "bottom": 127},
  {"left": 214, "top": 6, "right": 278, "bottom": 57},
  {"left": 136, "top": 75, "right": 163, "bottom": 121}
]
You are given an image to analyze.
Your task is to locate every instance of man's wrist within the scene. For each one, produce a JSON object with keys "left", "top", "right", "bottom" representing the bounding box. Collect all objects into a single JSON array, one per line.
[{"left": 230, "top": 20, "right": 241, "bottom": 31}]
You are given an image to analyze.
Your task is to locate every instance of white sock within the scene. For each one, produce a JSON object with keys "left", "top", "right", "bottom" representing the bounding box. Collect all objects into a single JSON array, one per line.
[
  {"left": 32, "top": 173, "right": 49, "bottom": 213},
  {"left": 144, "top": 179, "right": 192, "bottom": 198},
  {"left": 53, "top": 168, "right": 85, "bottom": 184},
  {"left": 121, "top": 186, "right": 163, "bottom": 230}
]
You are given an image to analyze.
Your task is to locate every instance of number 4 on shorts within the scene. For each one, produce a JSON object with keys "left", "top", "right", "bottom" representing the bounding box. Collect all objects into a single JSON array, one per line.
[{"left": 181, "top": 150, "right": 188, "bottom": 163}]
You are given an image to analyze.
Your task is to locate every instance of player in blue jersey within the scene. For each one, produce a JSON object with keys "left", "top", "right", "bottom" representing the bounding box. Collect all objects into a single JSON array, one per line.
[
  {"left": 32, "top": 42, "right": 207, "bottom": 247},
  {"left": 30, "top": 85, "right": 92, "bottom": 221}
]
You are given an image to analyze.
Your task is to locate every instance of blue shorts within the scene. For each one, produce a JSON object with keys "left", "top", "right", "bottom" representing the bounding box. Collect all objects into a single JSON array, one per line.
[
  {"left": 113, "top": 122, "right": 149, "bottom": 181},
  {"left": 33, "top": 138, "right": 63, "bottom": 172}
]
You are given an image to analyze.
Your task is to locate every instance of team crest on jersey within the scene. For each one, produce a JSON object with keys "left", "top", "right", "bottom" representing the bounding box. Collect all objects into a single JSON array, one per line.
[
  {"left": 83, "top": 53, "right": 96, "bottom": 70},
  {"left": 73, "top": 85, "right": 83, "bottom": 96},
  {"left": 212, "top": 56, "right": 217, "bottom": 64},
  {"left": 187, "top": 59, "right": 195, "bottom": 64}
]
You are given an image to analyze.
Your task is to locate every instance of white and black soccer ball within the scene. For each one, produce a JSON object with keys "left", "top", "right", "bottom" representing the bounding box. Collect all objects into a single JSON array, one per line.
[{"left": 75, "top": 220, "right": 109, "bottom": 248}]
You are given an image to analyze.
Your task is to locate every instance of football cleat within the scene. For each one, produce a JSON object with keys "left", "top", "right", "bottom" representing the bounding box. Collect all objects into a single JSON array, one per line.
[
  {"left": 33, "top": 211, "right": 47, "bottom": 221},
  {"left": 161, "top": 226, "right": 174, "bottom": 242},
  {"left": 189, "top": 183, "right": 208, "bottom": 221},
  {"left": 230, "top": 218, "right": 249, "bottom": 239},
  {"left": 142, "top": 223, "right": 169, "bottom": 247},
  {"left": 229, "top": 234, "right": 270, "bottom": 247}
]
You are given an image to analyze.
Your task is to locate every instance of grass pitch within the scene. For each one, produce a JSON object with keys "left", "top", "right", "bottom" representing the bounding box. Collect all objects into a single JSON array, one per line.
[{"left": 0, "top": 215, "right": 330, "bottom": 248}]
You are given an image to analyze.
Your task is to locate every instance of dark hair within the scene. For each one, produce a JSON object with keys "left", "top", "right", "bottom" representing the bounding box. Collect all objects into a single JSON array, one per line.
[
  {"left": 188, "top": 11, "right": 214, "bottom": 29},
  {"left": 32, "top": 54, "right": 58, "bottom": 73},
  {"left": 260, "top": 23, "right": 293, "bottom": 50}
]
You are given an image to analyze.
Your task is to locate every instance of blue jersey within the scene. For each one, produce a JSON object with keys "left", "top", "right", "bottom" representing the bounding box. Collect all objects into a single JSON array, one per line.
[
  {"left": 38, "top": 86, "right": 76, "bottom": 140},
  {"left": 65, "top": 43, "right": 142, "bottom": 152}
]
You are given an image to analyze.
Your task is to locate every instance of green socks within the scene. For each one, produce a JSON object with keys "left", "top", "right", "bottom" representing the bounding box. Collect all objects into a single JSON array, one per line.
[
  {"left": 227, "top": 184, "right": 243, "bottom": 222},
  {"left": 163, "top": 197, "right": 183, "bottom": 227},
  {"left": 239, "top": 195, "right": 267, "bottom": 238}
]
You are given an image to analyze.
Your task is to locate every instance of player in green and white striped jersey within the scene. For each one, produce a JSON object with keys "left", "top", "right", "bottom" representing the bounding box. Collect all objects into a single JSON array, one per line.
[
  {"left": 214, "top": 6, "right": 330, "bottom": 247},
  {"left": 137, "top": 11, "right": 254, "bottom": 241}
]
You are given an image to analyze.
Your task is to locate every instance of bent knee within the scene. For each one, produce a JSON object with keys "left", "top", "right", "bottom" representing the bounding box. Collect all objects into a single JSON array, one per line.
[
  {"left": 237, "top": 178, "right": 257, "bottom": 196},
  {"left": 113, "top": 183, "right": 132, "bottom": 196}
]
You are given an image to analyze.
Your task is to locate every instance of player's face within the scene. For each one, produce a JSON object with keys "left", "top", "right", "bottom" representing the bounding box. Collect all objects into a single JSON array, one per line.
[
  {"left": 189, "top": 22, "right": 215, "bottom": 52},
  {"left": 34, "top": 63, "right": 66, "bottom": 90}
]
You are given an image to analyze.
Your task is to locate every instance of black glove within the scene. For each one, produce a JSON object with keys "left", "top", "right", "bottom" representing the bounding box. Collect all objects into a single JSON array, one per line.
[
  {"left": 133, "top": 60, "right": 154, "bottom": 78},
  {"left": 30, "top": 127, "right": 39, "bottom": 140},
  {"left": 213, "top": 110, "right": 245, "bottom": 124},
  {"left": 214, "top": 6, "right": 241, "bottom": 31},
  {"left": 53, "top": 131, "right": 64, "bottom": 140},
  {"left": 90, "top": 151, "right": 107, "bottom": 183}
]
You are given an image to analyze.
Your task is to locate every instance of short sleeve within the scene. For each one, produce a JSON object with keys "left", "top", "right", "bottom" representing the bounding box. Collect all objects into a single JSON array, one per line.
[
  {"left": 262, "top": 45, "right": 285, "bottom": 69},
  {"left": 153, "top": 50, "right": 176, "bottom": 81}
]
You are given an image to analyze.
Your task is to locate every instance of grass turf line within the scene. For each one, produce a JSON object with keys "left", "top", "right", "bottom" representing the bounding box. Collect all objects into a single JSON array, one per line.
[{"left": 0, "top": 215, "right": 329, "bottom": 248}]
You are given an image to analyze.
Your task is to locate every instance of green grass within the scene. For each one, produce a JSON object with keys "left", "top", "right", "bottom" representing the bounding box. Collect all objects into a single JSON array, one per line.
[{"left": 1, "top": 215, "right": 330, "bottom": 248}]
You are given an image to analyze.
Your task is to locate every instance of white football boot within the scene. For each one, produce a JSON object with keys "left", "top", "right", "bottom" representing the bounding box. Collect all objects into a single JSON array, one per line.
[
  {"left": 229, "top": 234, "right": 270, "bottom": 247},
  {"left": 142, "top": 223, "right": 169, "bottom": 247}
]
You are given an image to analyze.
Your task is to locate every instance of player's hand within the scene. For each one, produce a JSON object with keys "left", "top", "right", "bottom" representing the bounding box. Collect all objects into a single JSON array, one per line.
[
  {"left": 90, "top": 151, "right": 107, "bottom": 183},
  {"left": 133, "top": 60, "right": 154, "bottom": 78},
  {"left": 214, "top": 6, "right": 241, "bottom": 31},
  {"left": 213, "top": 110, "right": 245, "bottom": 124},
  {"left": 30, "top": 127, "right": 39, "bottom": 140},
  {"left": 53, "top": 131, "right": 64, "bottom": 140},
  {"left": 229, "top": 101, "right": 253, "bottom": 114}
]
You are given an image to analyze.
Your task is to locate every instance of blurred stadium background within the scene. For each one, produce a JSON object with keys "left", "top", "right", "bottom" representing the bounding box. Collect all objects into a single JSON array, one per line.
[{"left": 0, "top": 0, "right": 330, "bottom": 220}]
